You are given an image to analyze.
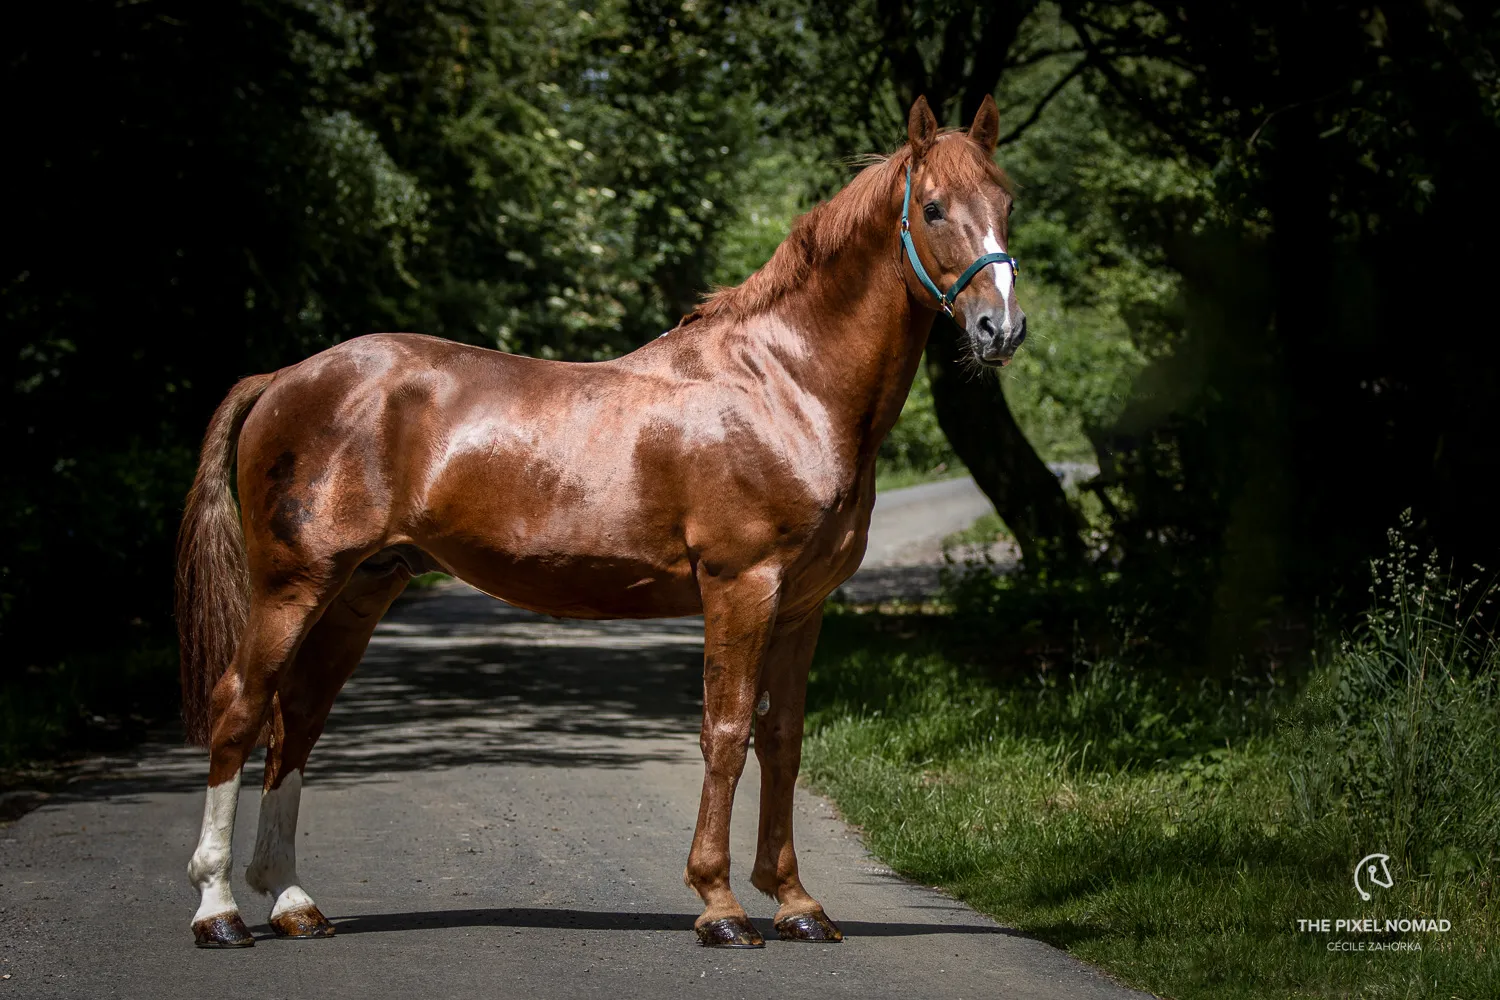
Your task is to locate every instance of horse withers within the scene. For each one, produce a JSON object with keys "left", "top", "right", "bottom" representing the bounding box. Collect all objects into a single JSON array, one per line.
[{"left": 177, "top": 95, "right": 1025, "bottom": 949}]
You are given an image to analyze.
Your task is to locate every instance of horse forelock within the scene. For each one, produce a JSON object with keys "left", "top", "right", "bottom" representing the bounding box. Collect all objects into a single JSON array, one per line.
[{"left": 684, "top": 131, "right": 1010, "bottom": 328}]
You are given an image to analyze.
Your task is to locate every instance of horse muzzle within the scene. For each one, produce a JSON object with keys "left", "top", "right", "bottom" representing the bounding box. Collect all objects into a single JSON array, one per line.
[{"left": 972, "top": 310, "right": 1027, "bottom": 367}]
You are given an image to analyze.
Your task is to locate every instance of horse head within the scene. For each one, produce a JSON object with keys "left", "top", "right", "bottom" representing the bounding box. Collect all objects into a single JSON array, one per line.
[{"left": 900, "top": 95, "right": 1026, "bottom": 368}]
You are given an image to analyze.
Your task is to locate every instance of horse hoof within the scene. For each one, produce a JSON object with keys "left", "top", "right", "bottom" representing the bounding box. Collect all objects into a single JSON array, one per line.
[
  {"left": 193, "top": 912, "right": 255, "bottom": 948},
  {"left": 695, "top": 916, "right": 765, "bottom": 948},
  {"left": 270, "top": 904, "right": 337, "bottom": 939},
  {"left": 775, "top": 911, "right": 844, "bottom": 942}
]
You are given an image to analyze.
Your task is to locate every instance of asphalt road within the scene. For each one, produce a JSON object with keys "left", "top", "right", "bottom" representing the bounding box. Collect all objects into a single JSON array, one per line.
[{"left": 1, "top": 476, "right": 1144, "bottom": 1000}]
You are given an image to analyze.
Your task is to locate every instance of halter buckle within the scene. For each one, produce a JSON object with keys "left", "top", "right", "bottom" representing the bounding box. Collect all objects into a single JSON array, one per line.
[{"left": 940, "top": 300, "right": 954, "bottom": 318}]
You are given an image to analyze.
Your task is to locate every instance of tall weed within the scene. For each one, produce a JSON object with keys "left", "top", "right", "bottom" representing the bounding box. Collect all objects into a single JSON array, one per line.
[{"left": 1284, "top": 519, "right": 1500, "bottom": 883}]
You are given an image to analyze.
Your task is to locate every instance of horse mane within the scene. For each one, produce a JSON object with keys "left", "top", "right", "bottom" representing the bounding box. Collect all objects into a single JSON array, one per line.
[{"left": 679, "top": 131, "right": 1012, "bottom": 328}]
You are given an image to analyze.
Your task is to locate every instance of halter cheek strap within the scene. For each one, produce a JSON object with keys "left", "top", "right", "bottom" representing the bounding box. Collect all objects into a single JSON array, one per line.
[{"left": 900, "top": 165, "right": 1018, "bottom": 317}]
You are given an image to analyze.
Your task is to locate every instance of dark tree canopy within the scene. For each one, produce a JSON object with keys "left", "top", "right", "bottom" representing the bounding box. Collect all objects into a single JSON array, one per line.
[{"left": 5, "top": 0, "right": 1499, "bottom": 692}]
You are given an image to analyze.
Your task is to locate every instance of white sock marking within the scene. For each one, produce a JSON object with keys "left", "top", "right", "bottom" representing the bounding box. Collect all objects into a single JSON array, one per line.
[
  {"left": 245, "top": 769, "right": 318, "bottom": 917},
  {"left": 188, "top": 775, "right": 242, "bottom": 924}
]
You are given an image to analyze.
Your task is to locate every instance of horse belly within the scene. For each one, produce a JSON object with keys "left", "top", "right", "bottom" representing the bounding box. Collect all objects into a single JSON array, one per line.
[
  {"left": 418, "top": 474, "right": 701, "bottom": 620},
  {"left": 433, "top": 543, "right": 704, "bottom": 620}
]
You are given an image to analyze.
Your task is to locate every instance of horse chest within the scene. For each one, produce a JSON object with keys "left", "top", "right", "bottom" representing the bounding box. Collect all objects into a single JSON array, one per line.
[{"left": 777, "top": 482, "right": 873, "bottom": 609}]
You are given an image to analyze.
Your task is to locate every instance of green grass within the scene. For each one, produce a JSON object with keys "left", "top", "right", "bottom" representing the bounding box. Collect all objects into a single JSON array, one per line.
[
  {"left": 875, "top": 461, "right": 968, "bottom": 493},
  {"left": 407, "top": 571, "right": 454, "bottom": 589},
  {"left": 940, "top": 511, "right": 1009, "bottom": 551},
  {"left": 802, "top": 563, "right": 1500, "bottom": 998}
]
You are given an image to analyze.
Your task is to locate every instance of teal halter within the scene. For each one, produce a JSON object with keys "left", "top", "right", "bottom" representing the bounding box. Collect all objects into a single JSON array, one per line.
[{"left": 900, "top": 165, "right": 1018, "bottom": 317}]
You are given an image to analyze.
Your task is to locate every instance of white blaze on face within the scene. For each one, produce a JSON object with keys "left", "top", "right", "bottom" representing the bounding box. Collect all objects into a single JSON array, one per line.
[
  {"left": 187, "top": 775, "right": 243, "bottom": 923},
  {"left": 246, "top": 769, "right": 318, "bottom": 918},
  {"left": 982, "top": 228, "right": 1015, "bottom": 334}
]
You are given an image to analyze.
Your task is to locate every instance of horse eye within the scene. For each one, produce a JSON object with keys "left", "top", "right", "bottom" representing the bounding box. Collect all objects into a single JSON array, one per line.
[{"left": 923, "top": 203, "right": 943, "bottom": 224}]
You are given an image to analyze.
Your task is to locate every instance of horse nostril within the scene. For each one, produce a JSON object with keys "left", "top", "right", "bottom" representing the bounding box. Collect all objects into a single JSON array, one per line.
[
  {"left": 1011, "top": 316, "right": 1027, "bottom": 346},
  {"left": 976, "top": 314, "right": 997, "bottom": 341}
]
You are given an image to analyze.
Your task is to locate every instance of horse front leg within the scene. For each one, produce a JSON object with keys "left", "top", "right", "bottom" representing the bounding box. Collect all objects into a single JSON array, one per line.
[
  {"left": 749, "top": 606, "right": 842, "bottom": 941},
  {"left": 685, "top": 565, "right": 781, "bottom": 948}
]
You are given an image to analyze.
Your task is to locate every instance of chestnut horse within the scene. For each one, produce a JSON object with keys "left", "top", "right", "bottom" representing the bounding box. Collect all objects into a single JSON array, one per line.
[{"left": 177, "top": 96, "right": 1025, "bottom": 949}]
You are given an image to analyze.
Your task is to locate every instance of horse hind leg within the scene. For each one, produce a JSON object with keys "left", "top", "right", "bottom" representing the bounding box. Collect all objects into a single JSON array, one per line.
[
  {"left": 187, "top": 767, "right": 251, "bottom": 946},
  {"left": 189, "top": 582, "right": 337, "bottom": 947},
  {"left": 244, "top": 737, "right": 324, "bottom": 937},
  {"left": 244, "top": 564, "right": 409, "bottom": 939}
]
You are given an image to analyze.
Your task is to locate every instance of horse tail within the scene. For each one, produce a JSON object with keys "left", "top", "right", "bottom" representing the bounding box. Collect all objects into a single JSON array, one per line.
[{"left": 176, "top": 372, "right": 275, "bottom": 746}]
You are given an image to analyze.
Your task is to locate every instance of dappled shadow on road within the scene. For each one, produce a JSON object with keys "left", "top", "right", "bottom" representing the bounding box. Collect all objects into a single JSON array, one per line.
[
  {"left": 41, "top": 583, "right": 710, "bottom": 800},
  {"left": 329, "top": 907, "right": 1018, "bottom": 939},
  {"left": 302, "top": 584, "right": 708, "bottom": 784}
]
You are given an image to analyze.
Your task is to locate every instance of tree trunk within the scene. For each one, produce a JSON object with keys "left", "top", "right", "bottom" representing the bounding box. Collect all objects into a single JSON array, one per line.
[{"left": 925, "top": 317, "right": 1085, "bottom": 572}]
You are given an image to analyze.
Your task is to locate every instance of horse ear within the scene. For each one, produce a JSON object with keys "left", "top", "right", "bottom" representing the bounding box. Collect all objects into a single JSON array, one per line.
[
  {"left": 969, "top": 94, "right": 1000, "bottom": 154},
  {"left": 907, "top": 96, "right": 938, "bottom": 161}
]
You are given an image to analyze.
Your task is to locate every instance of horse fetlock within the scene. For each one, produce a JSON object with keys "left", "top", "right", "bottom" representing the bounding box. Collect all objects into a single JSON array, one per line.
[
  {"left": 268, "top": 885, "right": 316, "bottom": 918},
  {"left": 749, "top": 860, "right": 783, "bottom": 899},
  {"left": 244, "top": 856, "right": 297, "bottom": 897},
  {"left": 771, "top": 891, "right": 823, "bottom": 920},
  {"left": 187, "top": 846, "right": 228, "bottom": 889},
  {"left": 189, "top": 864, "right": 240, "bottom": 926},
  {"left": 683, "top": 857, "right": 731, "bottom": 895}
]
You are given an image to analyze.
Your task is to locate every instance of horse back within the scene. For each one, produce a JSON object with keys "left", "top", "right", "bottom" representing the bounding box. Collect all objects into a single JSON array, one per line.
[{"left": 235, "top": 332, "right": 871, "bottom": 619}]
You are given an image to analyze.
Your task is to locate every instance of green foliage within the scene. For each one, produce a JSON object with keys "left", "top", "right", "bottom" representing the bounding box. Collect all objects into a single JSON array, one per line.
[
  {"left": 1, "top": 0, "right": 759, "bottom": 690},
  {"left": 876, "top": 366, "right": 961, "bottom": 483},
  {"left": 709, "top": 145, "right": 823, "bottom": 288},
  {"left": 999, "top": 279, "right": 1143, "bottom": 464},
  {"left": 1, "top": 641, "right": 179, "bottom": 770}
]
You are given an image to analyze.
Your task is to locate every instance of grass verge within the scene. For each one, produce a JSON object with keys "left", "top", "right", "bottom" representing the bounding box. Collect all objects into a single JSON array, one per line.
[
  {"left": 874, "top": 462, "right": 968, "bottom": 493},
  {"left": 803, "top": 562, "right": 1498, "bottom": 998}
]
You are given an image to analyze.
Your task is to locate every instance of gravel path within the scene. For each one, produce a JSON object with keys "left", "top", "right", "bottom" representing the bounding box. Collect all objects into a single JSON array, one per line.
[{"left": 0, "top": 475, "right": 1143, "bottom": 1000}]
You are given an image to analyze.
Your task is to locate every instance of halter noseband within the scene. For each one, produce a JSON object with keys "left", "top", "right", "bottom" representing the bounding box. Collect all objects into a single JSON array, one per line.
[{"left": 900, "top": 164, "right": 1018, "bottom": 317}]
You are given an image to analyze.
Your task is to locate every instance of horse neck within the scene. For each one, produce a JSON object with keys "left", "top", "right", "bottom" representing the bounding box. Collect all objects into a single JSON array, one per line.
[{"left": 771, "top": 221, "right": 935, "bottom": 467}]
